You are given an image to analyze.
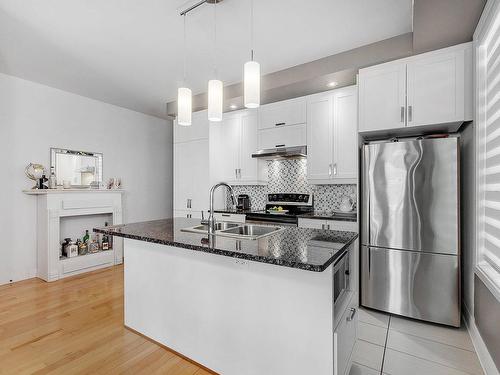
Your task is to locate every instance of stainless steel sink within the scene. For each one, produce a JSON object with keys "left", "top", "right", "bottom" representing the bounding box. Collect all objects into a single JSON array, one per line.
[
  {"left": 193, "top": 222, "right": 239, "bottom": 231},
  {"left": 182, "top": 222, "right": 239, "bottom": 234},
  {"left": 219, "top": 224, "right": 283, "bottom": 239},
  {"left": 181, "top": 223, "right": 283, "bottom": 240}
]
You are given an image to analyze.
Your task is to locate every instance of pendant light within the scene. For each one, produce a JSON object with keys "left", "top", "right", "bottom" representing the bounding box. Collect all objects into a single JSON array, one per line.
[
  {"left": 244, "top": 0, "right": 260, "bottom": 109},
  {"left": 178, "top": 14, "right": 192, "bottom": 126},
  {"left": 208, "top": 2, "right": 223, "bottom": 122}
]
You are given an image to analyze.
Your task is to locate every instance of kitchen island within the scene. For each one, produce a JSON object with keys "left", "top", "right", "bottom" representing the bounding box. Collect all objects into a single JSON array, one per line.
[{"left": 95, "top": 218, "right": 358, "bottom": 375}]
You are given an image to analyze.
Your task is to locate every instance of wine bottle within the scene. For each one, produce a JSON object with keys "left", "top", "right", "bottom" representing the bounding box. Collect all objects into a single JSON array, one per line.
[{"left": 82, "top": 230, "right": 90, "bottom": 244}]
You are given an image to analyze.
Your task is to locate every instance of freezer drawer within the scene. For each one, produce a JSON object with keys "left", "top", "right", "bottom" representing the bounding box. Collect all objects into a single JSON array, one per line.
[{"left": 361, "top": 246, "right": 460, "bottom": 327}]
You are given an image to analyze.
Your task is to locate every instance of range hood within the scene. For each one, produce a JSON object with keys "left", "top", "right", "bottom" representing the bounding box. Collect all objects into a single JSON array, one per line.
[{"left": 251, "top": 146, "right": 307, "bottom": 160}]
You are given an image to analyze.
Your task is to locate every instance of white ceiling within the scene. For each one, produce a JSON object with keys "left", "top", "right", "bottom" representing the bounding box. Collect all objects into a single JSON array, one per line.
[{"left": 0, "top": 0, "right": 412, "bottom": 119}]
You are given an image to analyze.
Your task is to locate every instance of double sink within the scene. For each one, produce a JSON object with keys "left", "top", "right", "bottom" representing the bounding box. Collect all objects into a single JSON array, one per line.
[{"left": 181, "top": 222, "right": 284, "bottom": 240}]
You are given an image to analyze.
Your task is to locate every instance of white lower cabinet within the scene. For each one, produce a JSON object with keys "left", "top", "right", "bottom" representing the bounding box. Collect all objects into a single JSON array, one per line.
[
  {"left": 335, "top": 296, "right": 358, "bottom": 375},
  {"left": 298, "top": 218, "right": 357, "bottom": 232},
  {"left": 174, "top": 210, "right": 206, "bottom": 219},
  {"left": 307, "top": 86, "right": 358, "bottom": 184}
]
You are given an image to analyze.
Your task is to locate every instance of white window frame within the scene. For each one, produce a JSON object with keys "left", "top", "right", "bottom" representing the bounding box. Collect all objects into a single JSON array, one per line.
[{"left": 475, "top": 0, "right": 500, "bottom": 303}]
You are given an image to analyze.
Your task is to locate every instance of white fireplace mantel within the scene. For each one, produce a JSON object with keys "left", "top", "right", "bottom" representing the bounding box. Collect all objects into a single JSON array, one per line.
[{"left": 24, "top": 189, "right": 124, "bottom": 281}]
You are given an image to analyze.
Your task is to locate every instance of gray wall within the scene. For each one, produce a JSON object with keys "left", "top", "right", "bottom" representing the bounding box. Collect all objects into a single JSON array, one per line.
[
  {"left": 475, "top": 275, "right": 500, "bottom": 370},
  {"left": 461, "top": 121, "right": 500, "bottom": 373},
  {"left": 413, "top": 0, "right": 486, "bottom": 53}
]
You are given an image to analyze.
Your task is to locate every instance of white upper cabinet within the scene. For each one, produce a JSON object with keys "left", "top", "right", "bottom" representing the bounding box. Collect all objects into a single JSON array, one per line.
[
  {"left": 174, "top": 138, "right": 209, "bottom": 214},
  {"left": 174, "top": 110, "right": 209, "bottom": 143},
  {"left": 210, "top": 109, "right": 266, "bottom": 185},
  {"left": 358, "top": 42, "right": 472, "bottom": 133},
  {"left": 239, "top": 111, "right": 260, "bottom": 181},
  {"left": 333, "top": 87, "right": 358, "bottom": 180},
  {"left": 258, "top": 97, "right": 306, "bottom": 130},
  {"left": 306, "top": 93, "right": 332, "bottom": 180},
  {"left": 258, "top": 123, "right": 307, "bottom": 150},
  {"left": 173, "top": 110, "right": 210, "bottom": 217},
  {"left": 406, "top": 48, "right": 465, "bottom": 127},
  {"left": 307, "top": 86, "right": 358, "bottom": 184},
  {"left": 358, "top": 62, "right": 406, "bottom": 132}
]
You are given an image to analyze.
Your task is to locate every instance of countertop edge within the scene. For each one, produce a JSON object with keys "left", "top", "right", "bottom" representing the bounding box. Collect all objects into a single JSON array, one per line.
[{"left": 94, "top": 227, "right": 358, "bottom": 272}]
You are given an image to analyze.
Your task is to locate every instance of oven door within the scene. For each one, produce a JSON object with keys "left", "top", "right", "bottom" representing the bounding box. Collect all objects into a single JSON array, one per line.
[{"left": 333, "top": 250, "right": 351, "bottom": 307}]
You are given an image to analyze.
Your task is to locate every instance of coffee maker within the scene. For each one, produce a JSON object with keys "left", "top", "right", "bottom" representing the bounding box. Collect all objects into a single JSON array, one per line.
[{"left": 237, "top": 194, "right": 250, "bottom": 211}]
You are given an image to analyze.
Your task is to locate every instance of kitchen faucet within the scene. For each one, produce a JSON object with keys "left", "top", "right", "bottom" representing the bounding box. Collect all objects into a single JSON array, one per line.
[{"left": 205, "top": 182, "right": 237, "bottom": 233}]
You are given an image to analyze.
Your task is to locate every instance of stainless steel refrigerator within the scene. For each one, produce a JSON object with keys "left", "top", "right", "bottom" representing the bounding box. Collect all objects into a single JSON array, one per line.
[{"left": 361, "top": 136, "right": 460, "bottom": 327}]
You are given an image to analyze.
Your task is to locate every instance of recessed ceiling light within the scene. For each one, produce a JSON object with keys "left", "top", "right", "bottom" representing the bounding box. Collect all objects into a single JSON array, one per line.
[
  {"left": 327, "top": 81, "right": 338, "bottom": 87},
  {"left": 229, "top": 104, "right": 238, "bottom": 110}
]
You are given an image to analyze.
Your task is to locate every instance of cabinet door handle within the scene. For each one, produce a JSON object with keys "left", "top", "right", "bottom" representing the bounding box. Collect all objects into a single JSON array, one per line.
[
  {"left": 333, "top": 163, "right": 337, "bottom": 175},
  {"left": 235, "top": 169, "right": 238, "bottom": 179},
  {"left": 400, "top": 106, "right": 405, "bottom": 122},
  {"left": 275, "top": 144, "right": 286, "bottom": 148},
  {"left": 237, "top": 169, "right": 241, "bottom": 179},
  {"left": 347, "top": 308, "right": 357, "bottom": 322},
  {"left": 408, "top": 105, "right": 413, "bottom": 122},
  {"left": 329, "top": 164, "right": 332, "bottom": 177},
  {"left": 275, "top": 122, "right": 286, "bottom": 126},
  {"left": 327, "top": 224, "right": 330, "bottom": 230},
  {"left": 187, "top": 198, "right": 192, "bottom": 209},
  {"left": 221, "top": 213, "right": 230, "bottom": 217}
]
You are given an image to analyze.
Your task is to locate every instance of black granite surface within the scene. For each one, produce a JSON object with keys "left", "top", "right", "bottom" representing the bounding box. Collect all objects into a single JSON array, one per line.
[
  {"left": 298, "top": 211, "right": 357, "bottom": 222},
  {"left": 94, "top": 218, "right": 358, "bottom": 272}
]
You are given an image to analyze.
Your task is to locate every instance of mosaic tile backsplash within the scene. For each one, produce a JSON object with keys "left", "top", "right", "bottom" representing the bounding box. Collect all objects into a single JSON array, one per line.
[{"left": 226, "top": 159, "right": 357, "bottom": 211}]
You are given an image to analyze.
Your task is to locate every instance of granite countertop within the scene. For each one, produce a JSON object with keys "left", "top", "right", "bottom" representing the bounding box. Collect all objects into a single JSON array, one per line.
[
  {"left": 298, "top": 211, "right": 357, "bottom": 222},
  {"left": 94, "top": 218, "right": 358, "bottom": 272}
]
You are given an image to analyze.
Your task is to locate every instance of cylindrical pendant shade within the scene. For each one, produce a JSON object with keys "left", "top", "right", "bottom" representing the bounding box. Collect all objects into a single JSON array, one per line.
[
  {"left": 177, "top": 87, "right": 192, "bottom": 126},
  {"left": 208, "top": 79, "right": 223, "bottom": 122},
  {"left": 244, "top": 60, "right": 260, "bottom": 108}
]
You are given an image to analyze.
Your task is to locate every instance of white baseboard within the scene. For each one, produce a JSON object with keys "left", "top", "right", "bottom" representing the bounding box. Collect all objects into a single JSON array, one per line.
[{"left": 463, "top": 304, "right": 499, "bottom": 375}]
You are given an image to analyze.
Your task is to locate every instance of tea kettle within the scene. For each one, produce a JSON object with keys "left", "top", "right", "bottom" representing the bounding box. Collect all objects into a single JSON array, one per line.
[{"left": 339, "top": 195, "right": 355, "bottom": 212}]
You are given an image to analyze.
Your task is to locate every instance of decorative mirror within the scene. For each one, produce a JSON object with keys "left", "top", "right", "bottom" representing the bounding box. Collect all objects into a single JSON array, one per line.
[{"left": 50, "top": 148, "right": 103, "bottom": 188}]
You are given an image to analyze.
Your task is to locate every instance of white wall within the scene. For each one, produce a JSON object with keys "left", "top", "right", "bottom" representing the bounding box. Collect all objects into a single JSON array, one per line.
[{"left": 0, "top": 73, "right": 173, "bottom": 285}]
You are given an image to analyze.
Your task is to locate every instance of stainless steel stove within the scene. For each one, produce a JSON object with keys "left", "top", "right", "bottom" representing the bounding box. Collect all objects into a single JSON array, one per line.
[{"left": 246, "top": 193, "right": 313, "bottom": 225}]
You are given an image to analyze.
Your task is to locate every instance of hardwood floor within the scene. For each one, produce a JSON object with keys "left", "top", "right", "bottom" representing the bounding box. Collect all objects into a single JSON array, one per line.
[{"left": 0, "top": 266, "right": 212, "bottom": 375}]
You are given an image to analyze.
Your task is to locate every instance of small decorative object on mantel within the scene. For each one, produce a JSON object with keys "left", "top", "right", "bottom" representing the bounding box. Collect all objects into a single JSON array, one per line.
[
  {"left": 25, "top": 163, "right": 46, "bottom": 189},
  {"left": 107, "top": 177, "right": 122, "bottom": 190},
  {"left": 48, "top": 167, "right": 57, "bottom": 189}
]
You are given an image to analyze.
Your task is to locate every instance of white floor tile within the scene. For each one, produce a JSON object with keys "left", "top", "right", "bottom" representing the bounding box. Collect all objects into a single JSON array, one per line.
[
  {"left": 383, "top": 349, "right": 474, "bottom": 375},
  {"left": 386, "top": 330, "right": 483, "bottom": 375},
  {"left": 353, "top": 339, "right": 385, "bottom": 371},
  {"left": 358, "top": 307, "right": 390, "bottom": 328},
  {"left": 350, "top": 362, "right": 381, "bottom": 375},
  {"left": 390, "top": 316, "right": 474, "bottom": 351},
  {"left": 359, "top": 321, "right": 387, "bottom": 346}
]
